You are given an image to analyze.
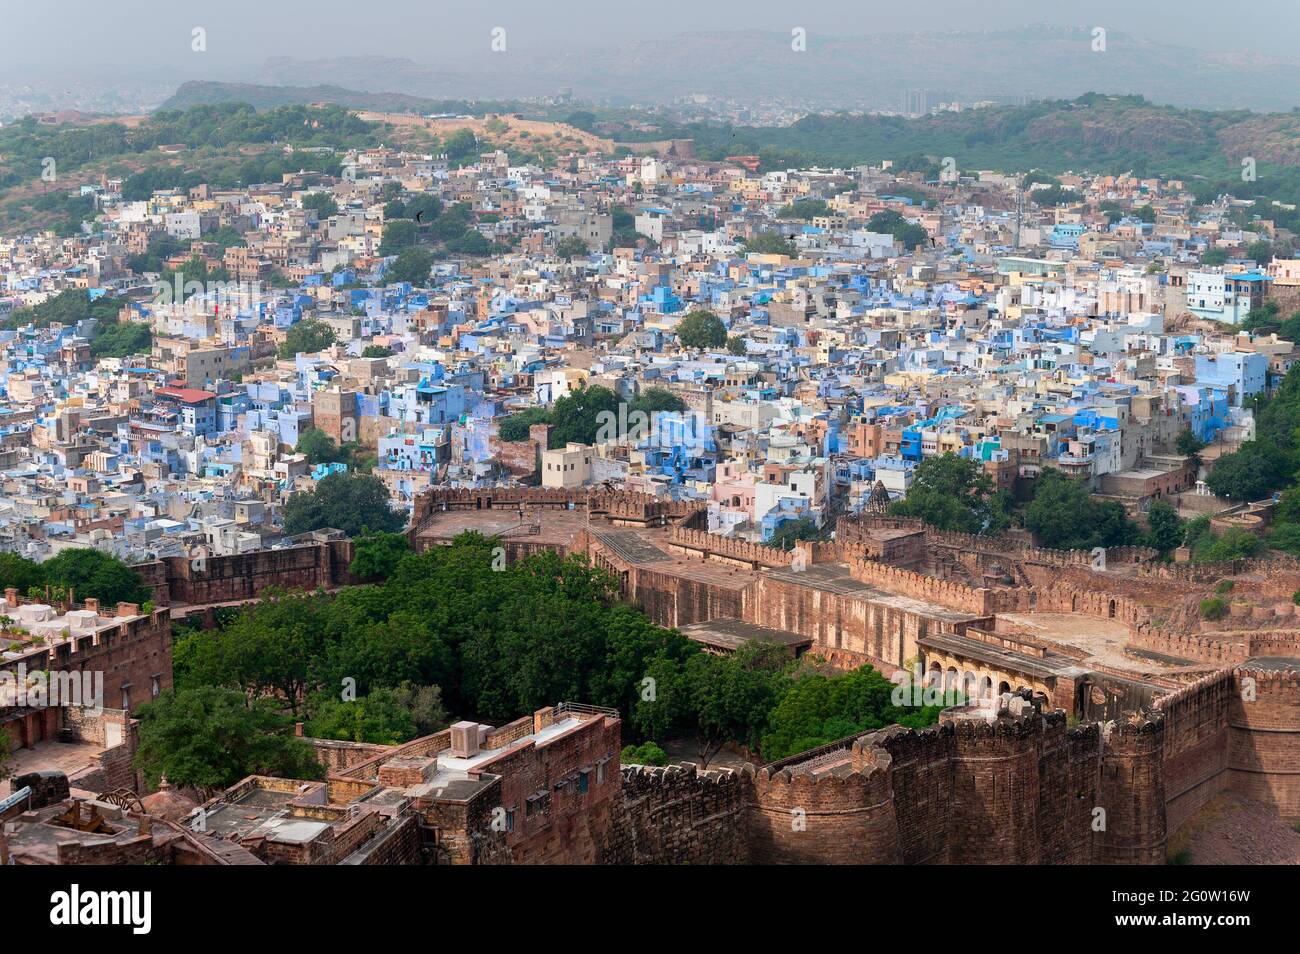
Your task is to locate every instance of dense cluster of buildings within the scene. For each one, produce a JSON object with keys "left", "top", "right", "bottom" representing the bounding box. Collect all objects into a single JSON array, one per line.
[
  {"left": 2, "top": 124, "right": 1300, "bottom": 867},
  {"left": 2, "top": 133, "right": 1298, "bottom": 564}
]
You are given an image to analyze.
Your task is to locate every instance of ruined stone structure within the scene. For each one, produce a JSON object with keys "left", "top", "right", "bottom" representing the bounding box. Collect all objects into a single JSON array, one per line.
[
  {"left": 9, "top": 487, "right": 1295, "bottom": 866},
  {"left": 134, "top": 533, "right": 357, "bottom": 609},
  {"left": 402, "top": 485, "right": 1300, "bottom": 859}
]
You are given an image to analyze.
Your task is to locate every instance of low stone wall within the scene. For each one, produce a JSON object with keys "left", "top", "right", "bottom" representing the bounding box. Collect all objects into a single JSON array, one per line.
[
  {"left": 600, "top": 763, "right": 749, "bottom": 864},
  {"left": 665, "top": 527, "right": 793, "bottom": 568},
  {"left": 848, "top": 557, "right": 993, "bottom": 615}
]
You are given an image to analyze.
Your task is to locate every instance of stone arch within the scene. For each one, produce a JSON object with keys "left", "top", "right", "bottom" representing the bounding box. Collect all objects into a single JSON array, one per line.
[
  {"left": 945, "top": 667, "right": 958, "bottom": 692},
  {"left": 962, "top": 670, "right": 978, "bottom": 699},
  {"left": 978, "top": 675, "right": 993, "bottom": 698},
  {"left": 998, "top": 680, "right": 1011, "bottom": 696},
  {"left": 1108, "top": 598, "right": 1116, "bottom": 619},
  {"left": 927, "top": 661, "right": 942, "bottom": 687}
]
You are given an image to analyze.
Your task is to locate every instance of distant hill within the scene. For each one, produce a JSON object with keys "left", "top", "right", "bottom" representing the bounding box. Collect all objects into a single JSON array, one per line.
[
  {"left": 659, "top": 94, "right": 1300, "bottom": 231},
  {"left": 162, "top": 81, "right": 433, "bottom": 112},
  {"left": 160, "top": 81, "right": 531, "bottom": 117},
  {"left": 659, "top": 95, "right": 1300, "bottom": 175},
  {"left": 236, "top": 26, "right": 1300, "bottom": 113}
]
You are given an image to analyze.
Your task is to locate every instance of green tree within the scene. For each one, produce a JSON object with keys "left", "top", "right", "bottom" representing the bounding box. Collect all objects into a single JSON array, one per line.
[
  {"left": 350, "top": 532, "right": 412, "bottom": 582},
  {"left": 1199, "top": 597, "right": 1228, "bottom": 621},
  {"left": 304, "top": 688, "right": 418, "bottom": 745},
  {"left": 497, "top": 406, "right": 552, "bottom": 443},
  {"left": 742, "top": 232, "right": 796, "bottom": 257},
  {"left": 385, "top": 246, "right": 434, "bottom": 286},
  {"left": 679, "top": 643, "right": 787, "bottom": 766},
  {"left": 778, "top": 198, "right": 830, "bottom": 220},
  {"left": 0, "top": 552, "right": 43, "bottom": 596},
  {"left": 621, "top": 741, "right": 669, "bottom": 766},
  {"left": 889, "top": 453, "right": 1011, "bottom": 534},
  {"left": 768, "top": 516, "right": 827, "bottom": 550},
  {"left": 90, "top": 319, "right": 151, "bottom": 359},
  {"left": 301, "top": 192, "right": 338, "bottom": 219},
  {"left": 445, "top": 229, "right": 494, "bottom": 256},
  {"left": 675, "top": 310, "right": 727, "bottom": 350},
  {"left": 1275, "top": 313, "right": 1300, "bottom": 343},
  {"left": 442, "top": 129, "right": 478, "bottom": 165},
  {"left": 295, "top": 427, "right": 344, "bottom": 465},
  {"left": 37, "top": 549, "right": 149, "bottom": 606},
  {"left": 283, "top": 472, "right": 404, "bottom": 538},
  {"left": 1202, "top": 248, "right": 1229, "bottom": 266},
  {"left": 173, "top": 588, "right": 328, "bottom": 713},
  {"left": 1024, "top": 469, "right": 1139, "bottom": 550},
  {"left": 546, "top": 385, "right": 620, "bottom": 448},
  {"left": 405, "top": 193, "right": 442, "bottom": 224},
  {"left": 761, "top": 665, "right": 945, "bottom": 761},
  {"left": 556, "top": 236, "right": 590, "bottom": 260},
  {"left": 389, "top": 681, "right": 450, "bottom": 736},
  {"left": 278, "top": 318, "right": 336, "bottom": 359},
  {"left": 1204, "top": 441, "right": 1289, "bottom": 502},
  {"left": 1246, "top": 239, "right": 1273, "bottom": 264},
  {"left": 133, "top": 687, "right": 324, "bottom": 793},
  {"left": 727, "top": 335, "right": 747, "bottom": 356},
  {"left": 629, "top": 387, "right": 686, "bottom": 417},
  {"left": 1193, "top": 527, "right": 1264, "bottom": 562},
  {"left": 1268, "top": 521, "right": 1300, "bottom": 556},
  {"left": 379, "top": 219, "right": 418, "bottom": 254},
  {"left": 361, "top": 344, "right": 394, "bottom": 358},
  {"left": 1274, "top": 487, "right": 1300, "bottom": 525},
  {"left": 866, "top": 210, "right": 928, "bottom": 250},
  {"left": 1144, "top": 500, "right": 1185, "bottom": 555},
  {"left": 1175, "top": 428, "right": 1205, "bottom": 458}
]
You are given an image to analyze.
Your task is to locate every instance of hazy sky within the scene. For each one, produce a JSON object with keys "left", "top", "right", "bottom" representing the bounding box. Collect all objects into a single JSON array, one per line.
[{"left": 4, "top": 0, "right": 1300, "bottom": 79}]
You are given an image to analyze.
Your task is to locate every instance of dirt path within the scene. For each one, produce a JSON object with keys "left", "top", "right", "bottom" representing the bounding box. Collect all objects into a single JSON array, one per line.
[{"left": 1170, "top": 793, "right": 1300, "bottom": 864}]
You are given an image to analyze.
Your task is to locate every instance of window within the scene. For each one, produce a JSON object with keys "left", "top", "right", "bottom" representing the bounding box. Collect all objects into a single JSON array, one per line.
[
  {"left": 578, "top": 770, "right": 590, "bottom": 794},
  {"left": 596, "top": 759, "right": 607, "bottom": 785}
]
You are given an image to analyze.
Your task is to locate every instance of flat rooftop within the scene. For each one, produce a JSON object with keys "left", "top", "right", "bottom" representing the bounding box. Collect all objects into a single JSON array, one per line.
[
  {"left": 767, "top": 562, "right": 981, "bottom": 624},
  {"left": 995, "top": 612, "right": 1203, "bottom": 676},
  {"left": 0, "top": 739, "right": 103, "bottom": 797},
  {"left": 413, "top": 506, "right": 590, "bottom": 550},
  {"left": 680, "top": 617, "right": 812, "bottom": 653},
  {"left": 406, "top": 716, "right": 584, "bottom": 800},
  {"left": 920, "top": 630, "right": 1081, "bottom": 681}
]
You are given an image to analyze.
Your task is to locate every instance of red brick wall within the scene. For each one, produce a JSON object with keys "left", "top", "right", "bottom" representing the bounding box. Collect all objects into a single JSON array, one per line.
[
  {"left": 1229, "top": 668, "right": 1300, "bottom": 819},
  {"left": 1155, "top": 671, "right": 1233, "bottom": 833},
  {"left": 748, "top": 739, "right": 901, "bottom": 864}
]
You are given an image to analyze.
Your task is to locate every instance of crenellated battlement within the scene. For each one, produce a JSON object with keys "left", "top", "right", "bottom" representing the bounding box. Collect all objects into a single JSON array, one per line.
[
  {"left": 847, "top": 556, "right": 993, "bottom": 614},
  {"left": 665, "top": 527, "right": 794, "bottom": 568}
]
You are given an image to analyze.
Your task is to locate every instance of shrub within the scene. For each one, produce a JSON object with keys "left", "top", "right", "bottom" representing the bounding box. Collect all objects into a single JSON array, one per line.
[
  {"left": 621, "top": 741, "right": 669, "bottom": 766},
  {"left": 1199, "top": 597, "right": 1228, "bottom": 621}
]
